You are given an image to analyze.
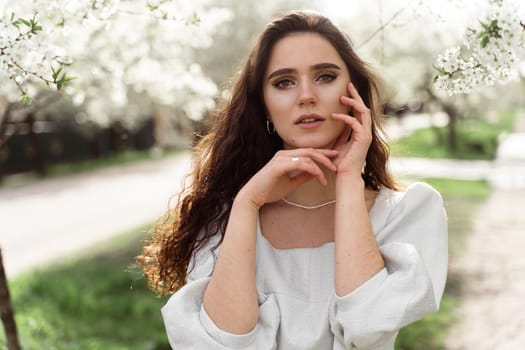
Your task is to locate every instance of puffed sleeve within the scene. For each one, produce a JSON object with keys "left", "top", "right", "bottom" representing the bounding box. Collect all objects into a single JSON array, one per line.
[
  {"left": 329, "top": 182, "right": 448, "bottom": 349},
  {"left": 161, "top": 234, "right": 281, "bottom": 349}
]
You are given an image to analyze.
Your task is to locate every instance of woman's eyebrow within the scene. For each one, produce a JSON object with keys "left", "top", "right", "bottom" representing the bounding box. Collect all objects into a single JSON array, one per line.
[
  {"left": 267, "top": 62, "right": 342, "bottom": 81},
  {"left": 267, "top": 68, "right": 295, "bottom": 81},
  {"left": 312, "top": 63, "right": 342, "bottom": 71}
]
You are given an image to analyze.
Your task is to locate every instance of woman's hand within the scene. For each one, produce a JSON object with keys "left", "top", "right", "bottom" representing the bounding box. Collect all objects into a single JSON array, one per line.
[
  {"left": 237, "top": 148, "right": 338, "bottom": 209},
  {"left": 331, "top": 82, "right": 372, "bottom": 176}
]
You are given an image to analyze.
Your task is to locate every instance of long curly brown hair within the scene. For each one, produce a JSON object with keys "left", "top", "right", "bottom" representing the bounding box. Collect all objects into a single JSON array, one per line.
[{"left": 137, "top": 10, "right": 399, "bottom": 295}]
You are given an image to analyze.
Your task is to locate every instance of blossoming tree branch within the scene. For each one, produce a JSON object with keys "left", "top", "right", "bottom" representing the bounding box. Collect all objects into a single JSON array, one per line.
[
  {"left": 0, "top": 0, "right": 523, "bottom": 109},
  {"left": 0, "top": 0, "right": 231, "bottom": 127},
  {"left": 433, "top": 0, "right": 525, "bottom": 95}
]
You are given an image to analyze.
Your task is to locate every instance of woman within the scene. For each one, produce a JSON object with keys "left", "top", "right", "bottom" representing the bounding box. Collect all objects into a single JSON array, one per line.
[{"left": 138, "top": 10, "right": 448, "bottom": 350}]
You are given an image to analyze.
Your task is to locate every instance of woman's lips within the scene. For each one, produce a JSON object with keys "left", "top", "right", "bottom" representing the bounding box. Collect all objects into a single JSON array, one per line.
[{"left": 295, "top": 113, "right": 325, "bottom": 129}]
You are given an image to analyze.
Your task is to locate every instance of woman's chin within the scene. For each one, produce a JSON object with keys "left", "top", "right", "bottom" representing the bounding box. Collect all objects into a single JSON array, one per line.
[{"left": 284, "top": 140, "right": 337, "bottom": 150}]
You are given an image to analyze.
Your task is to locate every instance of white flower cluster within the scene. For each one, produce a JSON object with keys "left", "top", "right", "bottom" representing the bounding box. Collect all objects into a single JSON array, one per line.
[
  {"left": 0, "top": 0, "right": 121, "bottom": 102},
  {"left": 0, "top": 0, "right": 231, "bottom": 126},
  {"left": 1, "top": 11, "right": 50, "bottom": 101},
  {"left": 434, "top": 0, "right": 525, "bottom": 95}
]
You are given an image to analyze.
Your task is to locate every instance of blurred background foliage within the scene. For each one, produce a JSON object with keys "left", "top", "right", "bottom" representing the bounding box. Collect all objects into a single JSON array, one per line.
[{"left": 2, "top": 0, "right": 523, "bottom": 181}]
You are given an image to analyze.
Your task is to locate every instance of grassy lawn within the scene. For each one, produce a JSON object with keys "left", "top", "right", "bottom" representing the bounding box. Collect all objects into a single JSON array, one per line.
[
  {"left": 390, "top": 110, "right": 516, "bottom": 160},
  {"left": 0, "top": 228, "right": 171, "bottom": 350},
  {"left": 0, "top": 179, "right": 489, "bottom": 349},
  {"left": 395, "top": 178, "right": 490, "bottom": 350}
]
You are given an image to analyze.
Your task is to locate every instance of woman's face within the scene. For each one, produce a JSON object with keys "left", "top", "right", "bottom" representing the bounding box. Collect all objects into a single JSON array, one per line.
[{"left": 263, "top": 32, "right": 351, "bottom": 150}]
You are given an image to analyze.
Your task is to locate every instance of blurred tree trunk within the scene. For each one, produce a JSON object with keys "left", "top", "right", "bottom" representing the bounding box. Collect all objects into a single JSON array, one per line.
[
  {"left": 423, "top": 80, "right": 459, "bottom": 152},
  {"left": 26, "top": 112, "right": 47, "bottom": 176},
  {"left": 0, "top": 102, "right": 16, "bottom": 182},
  {"left": 443, "top": 103, "right": 459, "bottom": 152},
  {"left": 0, "top": 248, "right": 21, "bottom": 350}
]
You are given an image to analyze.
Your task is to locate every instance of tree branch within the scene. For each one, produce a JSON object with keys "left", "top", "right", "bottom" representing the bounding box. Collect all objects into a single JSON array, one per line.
[
  {"left": 357, "top": 0, "right": 418, "bottom": 49},
  {"left": 0, "top": 247, "right": 21, "bottom": 350}
]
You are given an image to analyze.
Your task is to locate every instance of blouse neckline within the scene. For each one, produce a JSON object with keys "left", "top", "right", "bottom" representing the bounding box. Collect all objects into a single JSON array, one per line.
[{"left": 257, "top": 186, "right": 392, "bottom": 252}]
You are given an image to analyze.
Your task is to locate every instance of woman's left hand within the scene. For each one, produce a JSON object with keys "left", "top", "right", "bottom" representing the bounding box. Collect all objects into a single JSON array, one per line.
[{"left": 331, "top": 82, "right": 372, "bottom": 176}]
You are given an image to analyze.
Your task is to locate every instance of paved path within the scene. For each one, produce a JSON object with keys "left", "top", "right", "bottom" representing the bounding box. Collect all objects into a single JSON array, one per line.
[
  {"left": 443, "top": 116, "right": 525, "bottom": 349},
  {"left": 0, "top": 153, "right": 191, "bottom": 277},
  {"left": 445, "top": 189, "right": 525, "bottom": 350}
]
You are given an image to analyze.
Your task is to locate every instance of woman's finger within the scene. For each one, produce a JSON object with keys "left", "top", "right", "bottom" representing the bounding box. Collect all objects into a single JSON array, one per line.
[
  {"left": 334, "top": 99, "right": 372, "bottom": 133},
  {"left": 288, "top": 157, "right": 328, "bottom": 186},
  {"left": 331, "top": 113, "right": 365, "bottom": 134},
  {"left": 288, "top": 172, "right": 315, "bottom": 187},
  {"left": 340, "top": 96, "right": 370, "bottom": 118},
  {"left": 318, "top": 149, "right": 339, "bottom": 156},
  {"left": 347, "top": 82, "right": 364, "bottom": 104},
  {"left": 334, "top": 125, "right": 352, "bottom": 148},
  {"left": 280, "top": 149, "right": 338, "bottom": 172},
  {"left": 301, "top": 150, "right": 338, "bottom": 172}
]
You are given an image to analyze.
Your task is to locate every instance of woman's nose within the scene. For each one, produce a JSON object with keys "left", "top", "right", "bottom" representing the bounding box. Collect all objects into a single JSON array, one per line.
[{"left": 297, "top": 82, "right": 317, "bottom": 106}]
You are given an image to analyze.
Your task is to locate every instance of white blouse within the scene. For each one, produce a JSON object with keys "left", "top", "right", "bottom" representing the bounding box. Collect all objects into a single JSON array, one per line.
[{"left": 161, "top": 182, "right": 448, "bottom": 349}]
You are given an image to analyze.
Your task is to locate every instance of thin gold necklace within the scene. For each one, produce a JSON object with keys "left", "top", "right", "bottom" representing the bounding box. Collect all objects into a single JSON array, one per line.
[{"left": 281, "top": 197, "right": 336, "bottom": 210}]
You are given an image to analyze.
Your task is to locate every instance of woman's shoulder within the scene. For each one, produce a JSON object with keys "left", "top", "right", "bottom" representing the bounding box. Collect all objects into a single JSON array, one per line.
[
  {"left": 372, "top": 181, "right": 444, "bottom": 228},
  {"left": 379, "top": 181, "right": 443, "bottom": 209},
  {"left": 372, "top": 182, "right": 447, "bottom": 243}
]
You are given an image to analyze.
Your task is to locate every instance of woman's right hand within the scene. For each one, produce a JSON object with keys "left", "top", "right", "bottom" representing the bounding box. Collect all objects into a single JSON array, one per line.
[{"left": 236, "top": 148, "right": 338, "bottom": 209}]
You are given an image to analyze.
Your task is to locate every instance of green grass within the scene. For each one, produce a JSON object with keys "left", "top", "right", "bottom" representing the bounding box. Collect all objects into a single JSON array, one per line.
[
  {"left": 0, "top": 179, "right": 490, "bottom": 349},
  {"left": 395, "top": 178, "right": 491, "bottom": 350},
  {"left": 46, "top": 150, "right": 169, "bottom": 176},
  {"left": 391, "top": 110, "right": 516, "bottom": 160},
  {"left": 0, "top": 228, "right": 170, "bottom": 350}
]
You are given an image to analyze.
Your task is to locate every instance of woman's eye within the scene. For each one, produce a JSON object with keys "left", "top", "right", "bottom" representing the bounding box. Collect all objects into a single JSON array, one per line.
[
  {"left": 273, "top": 79, "right": 294, "bottom": 88},
  {"left": 317, "top": 73, "right": 336, "bottom": 82}
]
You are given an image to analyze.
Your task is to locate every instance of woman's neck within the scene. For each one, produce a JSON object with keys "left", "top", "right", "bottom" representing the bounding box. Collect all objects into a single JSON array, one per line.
[{"left": 285, "top": 167, "right": 337, "bottom": 206}]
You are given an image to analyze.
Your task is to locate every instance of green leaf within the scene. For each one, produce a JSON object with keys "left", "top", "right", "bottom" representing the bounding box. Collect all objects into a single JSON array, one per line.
[
  {"left": 27, "top": 18, "right": 43, "bottom": 34},
  {"left": 56, "top": 74, "right": 76, "bottom": 91},
  {"left": 20, "top": 94, "right": 33, "bottom": 105},
  {"left": 146, "top": 2, "right": 159, "bottom": 11},
  {"left": 52, "top": 66, "right": 63, "bottom": 81},
  {"left": 481, "top": 36, "right": 490, "bottom": 48},
  {"left": 18, "top": 18, "right": 31, "bottom": 27},
  {"left": 478, "top": 19, "right": 489, "bottom": 30},
  {"left": 31, "top": 23, "right": 43, "bottom": 33},
  {"left": 191, "top": 13, "right": 201, "bottom": 25}
]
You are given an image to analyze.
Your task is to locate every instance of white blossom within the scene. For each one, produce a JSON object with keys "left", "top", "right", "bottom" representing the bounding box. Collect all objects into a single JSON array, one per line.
[
  {"left": 434, "top": 0, "right": 525, "bottom": 95},
  {"left": 0, "top": 0, "right": 231, "bottom": 126}
]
